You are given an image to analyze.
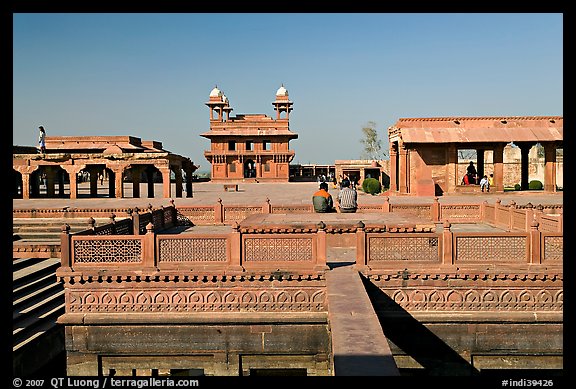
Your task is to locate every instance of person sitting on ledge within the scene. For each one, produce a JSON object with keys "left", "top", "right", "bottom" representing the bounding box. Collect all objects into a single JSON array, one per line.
[
  {"left": 337, "top": 178, "right": 357, "bottom": 213},
  {"left": 312, "top": 182, "right": 335, "bottom": 213}
]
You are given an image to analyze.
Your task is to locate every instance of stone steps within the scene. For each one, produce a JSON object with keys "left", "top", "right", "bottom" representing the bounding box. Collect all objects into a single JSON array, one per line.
[{"left": 12, "top": 255, "right": 65, "bottom": 374}]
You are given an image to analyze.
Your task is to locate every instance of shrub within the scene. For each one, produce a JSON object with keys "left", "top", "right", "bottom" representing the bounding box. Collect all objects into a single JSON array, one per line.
[
  {"left": 528, "top": 180, "right": 543, "bottom": 190},
  {"left": 362, "top": 177, "right": 381, "bottom": 195},
  {"left": 514, "top": 183, "right": 521, "bottom": 191}
]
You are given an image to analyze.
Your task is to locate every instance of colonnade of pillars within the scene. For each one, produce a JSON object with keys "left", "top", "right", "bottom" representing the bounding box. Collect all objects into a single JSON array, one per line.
[
  {"left": 388, "top": 141, "right": 560, "bottom": 194},
  {"left": 15, "top": 164, "right": 195, "bottom": 200}
]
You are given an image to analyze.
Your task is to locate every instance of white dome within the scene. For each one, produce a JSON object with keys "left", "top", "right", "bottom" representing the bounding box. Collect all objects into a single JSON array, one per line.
[
  {"left": 209, "top": 86, "right": 223, "bottom": 98},
  {"left": 276, "top": 85, "right": 288, "bottom": 96},
  {"left": 222, "top": 95, "right": 228, "bottom": 104}
]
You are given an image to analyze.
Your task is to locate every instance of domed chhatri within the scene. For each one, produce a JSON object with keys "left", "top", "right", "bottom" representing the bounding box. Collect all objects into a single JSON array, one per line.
[
  {"left": 276, "top": 84, "right": 288, "bottom": 97},
  {"left": 209, "top": 86, "right": 223, "bottom": 98}
]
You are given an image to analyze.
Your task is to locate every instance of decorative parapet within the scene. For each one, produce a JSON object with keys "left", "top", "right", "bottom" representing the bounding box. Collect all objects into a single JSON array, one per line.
[
  {"left": 16, "top": 200, "right": 563, "bottom": 233},
  {"left": 454, "top": 233, "right": 528, "bottom": 263},
  {"left": 362, "top": 274, "right": 563, "bottom": 312},
  {"left": 439, "top": 204, "right": 481, "bottom": 222},
  {"left": 61, "top": 275, "right": 328, "bottom": 314}
]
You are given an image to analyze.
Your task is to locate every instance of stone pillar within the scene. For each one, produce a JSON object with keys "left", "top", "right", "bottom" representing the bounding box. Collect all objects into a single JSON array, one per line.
[
  {"left": 398, "top": 144, "right": 409, "bottom": 194},
  {"left": 88, "top": 167, "right": 99, "bottom": 197},
  {"left": 493, "top": 143, "right": 505, "bottom": 192},
  {"left": 173, "top": 166, "right": 183, "bottom": 198},
  {"left": 229, "top": 222, "right": 243, "bottom": 273},
  {"left": 518, "top": 143, "right": 533, "bottom": 190},
  {"left": 476, "top": 149, "right": 485, "bottom": 179},
  {"left": 61, "top": 166, "right": 83, "bottom": 199},
  {"left": 262, "top": 198, "right": 271, "bottom": 214},
  {"left": 215, "top": 198, "right": 224, "bottom": 224},
  {"left": 529, "top": 218, "right": 541, "bottom": 264},
  {"left": 57, "top": 170, "right": 66, "bottom": 197},
  {"left": 431, "top": 197, "right": 440, "bottom": 222},
  {"left": 381, "top": 196, "right": 390, "bottom": 212},
  {"left": 316, "top": 221, "right": 327, "bottom": 271},
  {"left": 143, "top": 223, "right": 157, "bottom": 271},
  {"left": 146, "top": 168, "right": 155, "bottom": 198},
  {"left": 389, "top": 145, "right": 397, "bottom": 192},
  {"left": 161, "top": 167, "right": 171, "bottom": 198},
  {"left": 112, "top": 167, "right": 125, "bottom": 198},
  {"left": 184, "top": 168, "right": 193, "bottom": 198},
  {"left": 131, "top": 207, "right": 141, "bottom": 235},
  {"left": 543, "top": 142, "right": 557, "bottom": 192},
  {"left": 508, "top": 201, "right": 516, "bottom": 231},
  {"left": 355, "top": 221, "right": 366, "bottom": 269},
  {"left": 60, "top": 224, "right": 72, "bottom": 270},
  {"left": 45, "top": 168, "right": 57, "bottom": 197},
  {"left": 446, "top": 144, "right": 458, "bottom": 193},
  {"left": 21, "top": 172, "right": 31, "bottom": 199},
  {"left": 441, "top": 221, "right": 453, "bottom": 266},
  {"left": 131, "top": 166, "right": 143, "bottom": 198}
]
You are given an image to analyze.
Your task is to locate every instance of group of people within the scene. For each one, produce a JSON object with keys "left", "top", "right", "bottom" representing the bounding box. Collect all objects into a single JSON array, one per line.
[
  {"left": 312, "top": 178, "right": 357, "bottom": 213},
  {"left": 462, "top": 161, "right": 493, "bottom": 192}
]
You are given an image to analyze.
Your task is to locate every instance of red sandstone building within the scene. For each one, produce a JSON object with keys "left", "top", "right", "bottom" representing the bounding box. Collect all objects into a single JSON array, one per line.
[
  {"left": 387, "top": 116, "right": 563, "bottom": 196},
  {"left": 13, "top": 136, "right": 197, "bottom": 199},
  {"left": 201, "top": 85, "right": 298, "bottom": 182}
]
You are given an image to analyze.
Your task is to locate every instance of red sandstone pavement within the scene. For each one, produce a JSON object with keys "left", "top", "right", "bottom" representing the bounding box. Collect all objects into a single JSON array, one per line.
[{"left": 13, "top": 181, "right": 563, "bottom": 210}]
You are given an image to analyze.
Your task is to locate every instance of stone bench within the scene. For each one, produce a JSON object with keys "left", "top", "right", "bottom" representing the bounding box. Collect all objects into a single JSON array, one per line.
[{"left": 223, "top": 184, "right": 238, "bottom": 192}]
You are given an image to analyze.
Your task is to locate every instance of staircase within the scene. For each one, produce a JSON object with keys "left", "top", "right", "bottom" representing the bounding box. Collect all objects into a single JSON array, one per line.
[
  {"left": 13, "top": 256, "right": 65, "bottom": 376},
  {"left": 12, "top": 217, "right": 109, "bottom": 376}
]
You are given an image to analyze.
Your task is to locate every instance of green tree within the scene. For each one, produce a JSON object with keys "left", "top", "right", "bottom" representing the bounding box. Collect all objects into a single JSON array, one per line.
[{"left": 360, "top": 121, "right": 387, "bottom": 160}]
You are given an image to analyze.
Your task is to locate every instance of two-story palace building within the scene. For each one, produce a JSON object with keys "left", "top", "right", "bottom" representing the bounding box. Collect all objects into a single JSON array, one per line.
[{"left": 201, "top": 85, "right": 298, "bottom": 182}]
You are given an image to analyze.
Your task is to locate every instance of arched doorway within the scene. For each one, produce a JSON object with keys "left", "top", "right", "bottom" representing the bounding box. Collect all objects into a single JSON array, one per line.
[{"left": 244, "top": 160, "right": 256, "bottom": 178}]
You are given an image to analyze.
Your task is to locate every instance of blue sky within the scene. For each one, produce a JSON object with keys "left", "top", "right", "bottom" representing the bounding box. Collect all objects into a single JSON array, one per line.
[{"left": 13, "top": 13, "right": 563, "bottom": 168}]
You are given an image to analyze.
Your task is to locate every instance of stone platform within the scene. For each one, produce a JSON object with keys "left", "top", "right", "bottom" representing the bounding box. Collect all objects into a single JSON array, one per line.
[{"left": 239, "top": 211, "right": 437, "bottom": 232}]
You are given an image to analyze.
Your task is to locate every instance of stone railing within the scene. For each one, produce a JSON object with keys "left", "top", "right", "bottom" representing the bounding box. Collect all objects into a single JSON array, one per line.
[
  {"left": 358, "top": 220, "right": 562, "bottom": 272},
  {"left": 481, "top": 200, "right": 562, "bottom": 232},
  {"left": 16, "top": 198, "right": 562, "bottom": 233},
  {"left": 58, "top": 221, "right": 328, "bottom": 276},
  {"left": 55, "top": 217, "right": 562, "bottom": 317}
]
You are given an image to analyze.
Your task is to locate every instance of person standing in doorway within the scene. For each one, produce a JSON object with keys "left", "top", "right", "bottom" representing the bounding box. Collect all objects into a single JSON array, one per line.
[
  {"left": 466, "top": 161, "right": 477, "bottom": 184},
  {"left": 38, "top": 126, "right": 46, "bottom": 154}
]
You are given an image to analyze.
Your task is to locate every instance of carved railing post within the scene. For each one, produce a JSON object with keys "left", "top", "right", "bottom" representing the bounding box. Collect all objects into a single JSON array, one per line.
[
  {"left": 381, "top": 196, "right": 390, "bottom": 213},
  {"left": 143, "top": 222, "right": 157, "bottom": 270},
  {"left": 480, "top": 200, "right": 488, "bottom": 223},
  {"left": 60, "top": 224, "right": 72, "bottom": 269},
  {"left": 442, "top": 221, "right": 453, "bottom": 266},
  {"left": 263, "top": 197, "right": 271, "bottom": 214},
  {"left": 159, "top": 206, "right": 166, "bottom": 230},
  {"left": 494, "top": 199, "right": 504, "bottom": 228},
  {"left": 110, "top": 213, "right": 117, "bottom": 234},
  {"left": 215, "top": 198, "right": 224, "bottom": 224},
  {"left": 558, "top": 207, "right": 563, "bottom": 233},
  {"left": 229, "top": 222, "right": 243, "bottom": 273},
  {"left": 132, "top": 207, "right": 140, "bottom": 235},
  {"left": 355, "top": 221, "right": 366, "bottom": 269},
  {"left": 524, "top": 203, "right": 534, "bottom": 232},
  {"left": 431, "top": 197, "right": 440, "bottom": 222},
  {"left": 529, "top": 217, "right": 541, "bottom": 264},
  {"left": 316, "top": 221, "right": 327, "bottom": 270},
  {"left": 508, "top": 200, "right": 516, "bottom": 231}
]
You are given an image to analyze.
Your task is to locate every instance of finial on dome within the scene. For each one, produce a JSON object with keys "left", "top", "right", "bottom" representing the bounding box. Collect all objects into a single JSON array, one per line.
[
  {"left": 276, "top": 84, "right": 288, "bottom": 96},
  {"left": 210, "top": 85, "right": 223, "bottom": 98}
]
